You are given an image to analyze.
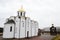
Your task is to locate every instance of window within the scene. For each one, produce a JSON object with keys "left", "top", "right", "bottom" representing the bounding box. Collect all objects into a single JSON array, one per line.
[
  {"left": 22, "top": 21, "right": 24, "bottom": 27},
  {"left": 23, "top": 23, "right": 24, "bottom": 27},
  {"left": 21, "top": 12, "right": 22, "bottom": 16},
  {"left": 28, "top": 22, "right": 29, "bottom": 27},
  {"left": 23, "top": 12, "right": 25, "bottom": 16},
  {"left": 10, "top": 26, "right": 12, "bottom": 32}
]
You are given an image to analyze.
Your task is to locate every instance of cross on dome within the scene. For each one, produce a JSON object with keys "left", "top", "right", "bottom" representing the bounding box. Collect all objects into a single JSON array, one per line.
[{"left": 18, "top": 5, "right": 25, "bottom": 12}]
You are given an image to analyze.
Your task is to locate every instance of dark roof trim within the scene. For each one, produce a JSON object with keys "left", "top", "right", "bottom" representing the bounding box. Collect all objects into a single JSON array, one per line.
[{"left": 4, "top": 20, "right": 15, "bottom": 24}]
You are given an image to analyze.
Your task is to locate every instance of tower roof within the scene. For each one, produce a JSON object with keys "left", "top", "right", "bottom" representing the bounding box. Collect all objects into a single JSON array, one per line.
[{"left": 18, "top": 6, "right": 25, "bottom": 12}]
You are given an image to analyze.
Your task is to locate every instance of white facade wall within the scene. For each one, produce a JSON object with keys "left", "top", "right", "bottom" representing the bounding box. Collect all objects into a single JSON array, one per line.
[
  {"left": 35, "top": 22, "right": 37, "bottom": 36},
  {"left": 34, "top": 21, "right": 38, "bottom": 36},
  {"left": 25, "top": 17, "right": 29, "bottom": 37},
  {"left": 13, "top": 16, "right": 26, "bottom": 38},
  {"left": 3, "top": 17, "right": 39, "bottom": 38},
  {"left": 31, "top": 20, "right": 35, "bottom": 36},
  {"left": 25, "top": 17, "right": 31, "bottom": 37},
  {"left": 3, "top": 10, "right": 39, "bottom": 38},
  {"left": 15, "top": 17, "right": 20, "bottom": 38},
  {"left": 36, "top": 22, "right": 38, "bottom": 36},
  {"left": 20, "top": 17, "right": 25, "bottom": 38},
  {"left": 3, "top": 23, "right": 15, "bottom": 38},
  {"left": 33, "top": 21, "right": 36, "bottom": 36},
  {"left": 31, "top": 21, "right": 39, "bottom": 37},
  {"left": 29, "top": 18, "right": 31, "bottom": 37},
  {"left": 34, "top": 21, "right": 36, "bottom": 36}
]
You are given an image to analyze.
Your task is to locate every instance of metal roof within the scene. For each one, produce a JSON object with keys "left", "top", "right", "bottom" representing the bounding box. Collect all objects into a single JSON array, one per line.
[{"left": 5, "top": 20, "right": 15, "bottom": 24}]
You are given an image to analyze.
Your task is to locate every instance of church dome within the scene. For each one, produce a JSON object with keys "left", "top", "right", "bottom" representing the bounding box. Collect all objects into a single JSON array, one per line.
[{"left": 18, "top": 6, "right": 25, "bottom": 12}]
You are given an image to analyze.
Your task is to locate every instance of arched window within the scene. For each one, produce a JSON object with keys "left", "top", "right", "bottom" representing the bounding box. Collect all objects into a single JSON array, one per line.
[
  {"left": 10, "top": 26, "right": 12, "bottom": 32},
  {"left": 21, "top": 12, "right": 22, "bottom": 16},
  {"left": 22, "top": 21, "right": 24, "bottom": 27}
]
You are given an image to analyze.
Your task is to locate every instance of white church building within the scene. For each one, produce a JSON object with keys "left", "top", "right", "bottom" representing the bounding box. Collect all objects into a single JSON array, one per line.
[{"left": 3, "top": 6, "right": 39, "bottom": 38}]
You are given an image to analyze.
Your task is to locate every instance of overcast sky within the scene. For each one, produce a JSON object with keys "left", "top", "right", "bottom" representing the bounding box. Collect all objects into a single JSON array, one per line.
[{"left": 0, "top": 0, "right": 60, "bottom": 29}]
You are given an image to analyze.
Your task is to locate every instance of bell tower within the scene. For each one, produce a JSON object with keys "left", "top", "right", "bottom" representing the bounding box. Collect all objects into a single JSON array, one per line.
[{"left": 17, "top": 6, "right": 25, "bottom": 17}]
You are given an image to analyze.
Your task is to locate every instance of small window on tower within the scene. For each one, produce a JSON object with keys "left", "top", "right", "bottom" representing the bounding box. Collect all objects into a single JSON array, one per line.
[
  {"left": 10, "top": 26, "right": 12, "bottom": 32},
  {"left": 21, "top": 12, "right": 22, "bottom": 16},
  {"left": 23, "top": 23, "right": 24, "bottom": 27},
  {"left": 22, "top": 21, "right": 24, "bottom": 27},
  {"left": 24, "top": 12, "right": 25, "bottom": 16}
]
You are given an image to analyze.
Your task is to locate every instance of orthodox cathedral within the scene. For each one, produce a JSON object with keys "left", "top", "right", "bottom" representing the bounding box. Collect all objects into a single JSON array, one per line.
[{"left": 3, "top": 6, "right": 39, "bottom": 38}]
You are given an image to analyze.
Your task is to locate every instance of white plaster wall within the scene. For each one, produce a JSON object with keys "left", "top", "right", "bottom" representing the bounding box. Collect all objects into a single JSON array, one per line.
[
  {"left": 25, "top": 17, "right": 31, "bottom": 37},
  {"left": 25, "top": 17, "right": 29, "bottom": 37},
  {"left": 15, "top": 17, "right": 20, "bottom": 38},
  {"left": 20, "top": 17, "right": 25, "bottom": 38},
  {"left": 36, "top": 22, "right": 39, "bottom": 36},
  {"left": 14, "top": 16, "right": 26, "bottom": 38},
  {"left": 29, "top": 19, "right": 31, "bottom": 37},
  {"left": 33, "top": 21, "right": 36, "bottom": 36},
  {"left": 3, "top": 15, "right": 39, "bottom": 38},
  {"left": 34, "top": 22, "right": 36, "bottom": 36},
  {"left": 30, "top": 20, "right": 32, "bottom": 37},
  {"left": 35, "top": 23, "right": 38, "bottom": 36},
  {"left": 31, "top": 20, "right": 35, "bottom": 36},
  {"left": 3, "top": 23, "right": 15, "bottom": 38}
]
